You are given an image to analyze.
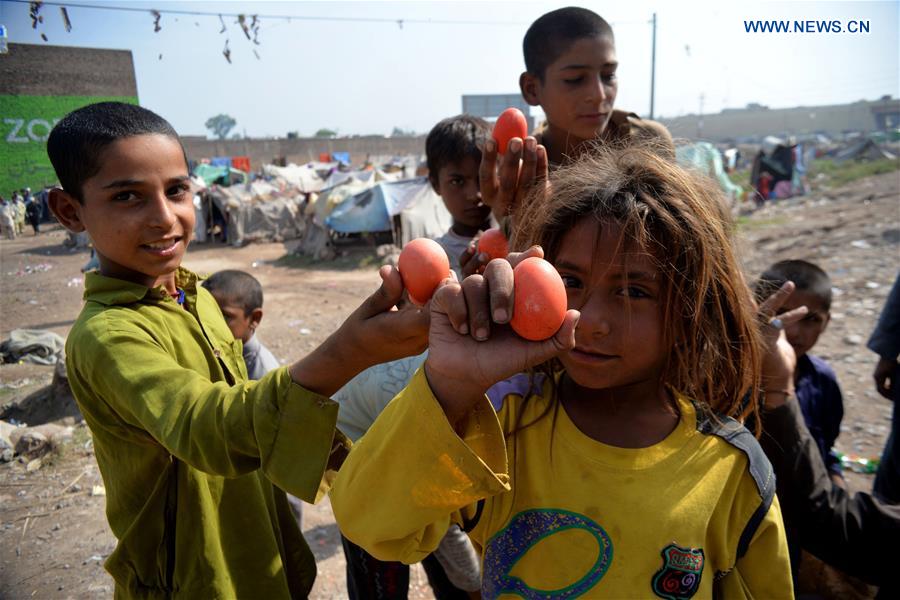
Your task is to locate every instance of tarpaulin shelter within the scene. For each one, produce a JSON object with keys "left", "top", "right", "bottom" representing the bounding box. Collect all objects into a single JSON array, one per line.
[
  {"left": 320, "top": 168, "right": 402, "bottom": 191},
  {"left": 263, "top": 163, "right": 328, "bottom": 193},
  {"left": 231, "top": 156, "right": 251, "bottom": 173},
  {"left": 331, "top": 152, "right": 351, "bottom": 165},
  {"left": 675, "top": 142, "right": 743, "bottom": 205},
  {"left": 834, "top": 139, "right": 897, "bottom": 163},
  {"left": 207, "top": 180, "right": 305, "bottom": 246},
  {"left": 325, "top": 177, "right": 451, "bottom": 247},
  {"left": 193, "top": 164, "right": 247, "bottom": 187}
]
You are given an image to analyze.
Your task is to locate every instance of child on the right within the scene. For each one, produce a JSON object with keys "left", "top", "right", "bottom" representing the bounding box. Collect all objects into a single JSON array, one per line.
[
  {"left": 756, "top": 259, "right": 845, "bottom": 485},
  {"left": 332, "top": 143, "right": 794, "bottom": 598}
]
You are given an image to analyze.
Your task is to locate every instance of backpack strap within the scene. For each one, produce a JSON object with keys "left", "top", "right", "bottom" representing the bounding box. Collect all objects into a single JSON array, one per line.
[
  {"left": 461, "top": 499, "right": 486, "bottom": 534},
  {"left": 697, "top": 413, "right": 776, "bottom": 559}
]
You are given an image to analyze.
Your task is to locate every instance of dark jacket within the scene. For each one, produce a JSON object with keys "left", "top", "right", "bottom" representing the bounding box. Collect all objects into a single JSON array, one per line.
[{"left": 760, "top": 399, "right": 900, "bottom": 586}]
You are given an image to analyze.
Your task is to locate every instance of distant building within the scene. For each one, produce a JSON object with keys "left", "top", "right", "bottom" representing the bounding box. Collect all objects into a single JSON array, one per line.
[
  {"left": 462, "top": 94, "right": 536, "bottom": 134},
  {"left": 660, "top": 96, "right": 900, "bottom": 142},
  {"left": 0, "top": 43, "right": 138, "bottom": 193}
]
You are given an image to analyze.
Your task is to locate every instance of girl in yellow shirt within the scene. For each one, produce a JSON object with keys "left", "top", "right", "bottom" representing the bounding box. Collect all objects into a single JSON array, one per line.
[{"left": 332, "top": 142, "right": 799, "bottom": 598}]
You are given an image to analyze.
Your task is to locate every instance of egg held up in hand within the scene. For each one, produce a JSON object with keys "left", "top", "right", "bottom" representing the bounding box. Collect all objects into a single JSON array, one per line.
[
  {"left": 397, "top": 238, "right": 451, "bottom": 305},
  {"left": 477, "top": 228, "right": 509, "bottom": 260},
  {"left": 492, "top": 108, "right": 529, "bottom": 155},
  {"left": 510, "top": 257, "right": 567, "bottom": 341}
]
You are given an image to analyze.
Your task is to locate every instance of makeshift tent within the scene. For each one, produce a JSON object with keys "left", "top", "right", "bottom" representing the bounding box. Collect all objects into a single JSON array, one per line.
[
  {"left": 263, "top": 163, "right": 328, "bottom": 193},
  {"left": 193, "top": 164, "right": 248, "bottom": 187},
  {"left": 207, "top": 181, "right": 306, "bottom": 246},
  {"left": 675, "top": 142, "right": 743, "bottom": 205},
  {"left": 320, "top": 168, "right": 402, "bottom": 191},
  {"left": 231, "top": 156, "right": 251, "bottom": 173},
  {"left": 834, "top": 139, "right": 897, "bottom": 163},
  {"left": 325, "top": 177, "right": 451, "bottom": 246},
  {"left": 750, "top": 138, "right": 795, "bottom": 199}
]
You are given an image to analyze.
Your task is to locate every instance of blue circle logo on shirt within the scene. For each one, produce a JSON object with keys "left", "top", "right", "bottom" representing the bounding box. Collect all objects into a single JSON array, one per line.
[{"left": 482, "top": 508, "right": 613, "bottom": 598}]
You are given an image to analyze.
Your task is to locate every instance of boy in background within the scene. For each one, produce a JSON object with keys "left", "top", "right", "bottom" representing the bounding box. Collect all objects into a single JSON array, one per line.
[
  {"left": 756, "top": 260, "right": 845, "bottom": 580},
  {"left": 758, "top": 260, "right": 845, "bottom": 483},
  {"left": 202, "top": 269, "right": 279, "bottom": 380},
  {"left": 204, "top": 269, "right": 306, "bottom": 526},
  {"left": 472, "top": 6, "right": 675, "bottom": 272},
  {"left": 427, "top": 114, "right": 493, "bottom": 277},
  {"left": 334, "top": 114, "right": 489, "bottom": 598},
  {"left": 46, "top": 102, "right": 429, "bottom": 598}
]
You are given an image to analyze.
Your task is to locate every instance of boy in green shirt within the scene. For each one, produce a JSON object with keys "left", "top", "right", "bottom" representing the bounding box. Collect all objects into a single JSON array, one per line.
[{"left": 47, "top": 102, "right": 428, "bottom": 598}]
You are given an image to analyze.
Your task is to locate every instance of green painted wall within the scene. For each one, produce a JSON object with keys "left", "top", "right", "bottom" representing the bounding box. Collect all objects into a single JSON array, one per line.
[{"left": 1, "top": 95, "right": 138, "bottom": 195}]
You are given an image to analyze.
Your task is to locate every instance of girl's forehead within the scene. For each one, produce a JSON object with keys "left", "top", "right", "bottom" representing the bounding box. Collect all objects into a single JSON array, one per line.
[{"left": 556, "top": 218, "right": 658, "bottom": 273}]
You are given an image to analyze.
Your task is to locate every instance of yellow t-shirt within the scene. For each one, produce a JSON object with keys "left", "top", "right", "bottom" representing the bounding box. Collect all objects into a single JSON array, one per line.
[{"left": 331, "top": 369, "right": 793, "bottom": 599}]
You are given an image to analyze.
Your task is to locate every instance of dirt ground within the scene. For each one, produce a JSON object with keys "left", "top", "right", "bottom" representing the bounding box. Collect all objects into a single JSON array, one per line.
[{"left": 1, "top": 169, "right": 898, "bottom": 598}]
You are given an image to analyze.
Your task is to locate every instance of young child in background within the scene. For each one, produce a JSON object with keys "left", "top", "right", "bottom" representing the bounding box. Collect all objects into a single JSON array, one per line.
[
  {"left": 332, "top": 144, "right": 794, "bottom": 598},
  {"left": 203, "top": 269, "right": 279, "bottom": 380},
  {"left": 756, "top": 260, "right": 845, "bottom": 485},
  {"left": 427, "top": 114, "right": 494, "bottom": 278},
  {"left": 756, "top": 260, "right": 845, "bottom": 583},
  {"left": 46, "top": 102, "right": 429, "bottom": 598},
  {"left": 203, "top": 269, "right": 309, "bottom": 527},
  {"left": 333, "top": 113, "right": 489, "bottom": 599}
]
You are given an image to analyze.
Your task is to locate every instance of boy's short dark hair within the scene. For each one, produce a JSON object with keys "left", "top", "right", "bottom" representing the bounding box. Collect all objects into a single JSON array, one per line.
[
  {"left": 47, "top": 102, "right": 186, "bottom": 202},
  {"left": 756, "top": 259, "right": 833, "bottom": 311},
  {"left": 202, "top": 270, "right": 264, "bottom": 315},
  {"left": 425, "top": 115, "right": 490, "bottom": 182},
  {"left": 523, "top": 7, "right": 614, "bottom": 81}
]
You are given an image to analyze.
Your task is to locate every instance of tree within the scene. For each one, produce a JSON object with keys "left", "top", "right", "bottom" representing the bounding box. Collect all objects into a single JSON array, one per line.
[
  {"left": 391, "top": 126, "right": 416, "bottom": 137},
  {"left": 205, "top": 114, "right": 237, "bottom": 140},
  {"left": 286, "top": 131, "right": 299, "bottom": 139},
  {"left": 314, "top": 128, "right": 338, "bottom": 139}
]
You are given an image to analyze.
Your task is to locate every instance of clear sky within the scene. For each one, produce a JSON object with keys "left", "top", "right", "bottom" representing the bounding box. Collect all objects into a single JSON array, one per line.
[{"left": 3, "top": 0, "right": 898, "bottom": 138}]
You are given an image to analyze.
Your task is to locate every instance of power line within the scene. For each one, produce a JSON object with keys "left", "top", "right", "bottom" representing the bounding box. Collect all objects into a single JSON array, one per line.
[{"left": 7, "top": 0, "right": 530, "bottom": 27}]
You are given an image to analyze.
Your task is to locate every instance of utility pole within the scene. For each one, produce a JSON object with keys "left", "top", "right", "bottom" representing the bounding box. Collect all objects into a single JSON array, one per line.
[
  {"left": 697, "top": 93, "right": 705, "bottom": 139},
  {"left": 649, "top": 13, "right": 657, "bottom": 119}
]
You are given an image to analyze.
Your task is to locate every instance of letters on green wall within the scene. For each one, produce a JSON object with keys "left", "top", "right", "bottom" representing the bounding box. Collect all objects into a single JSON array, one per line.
[{"left": 1, "top": 95, "right": 138, "bottom": 195}]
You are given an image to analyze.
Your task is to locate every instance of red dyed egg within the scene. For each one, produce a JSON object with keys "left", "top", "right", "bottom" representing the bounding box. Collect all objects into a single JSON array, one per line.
[
  {"left": 510, "top": 257, "right": 567, "bottom": 341},
  {"left": 477, "top": 228, "right": 509, "bottom": 260},
  {"left": 398, "top": 238, "right": 450, "bottom": 305},
  {"left": 492, "top": 108, "right": 528, "bottom": 155}
]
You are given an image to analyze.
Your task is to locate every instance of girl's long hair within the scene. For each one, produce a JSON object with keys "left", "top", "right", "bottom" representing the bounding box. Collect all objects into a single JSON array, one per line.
[{"left": 511, "top": 141, "right": 763, "bottom": 429}]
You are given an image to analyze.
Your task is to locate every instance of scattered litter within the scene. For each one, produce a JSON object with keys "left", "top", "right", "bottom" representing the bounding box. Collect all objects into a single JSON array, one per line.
[
  {"left": 90, "top": 485, "right": 106, "bottom": 497},
  {"left": 66, "top": 277, "right": 83, "bottom": 287},
  {"left": 865, "top": 281, "right": 880, "bottom": 289},
  {"left": 0, "top": 378, "right": 34, "bottom": 390},
  {"left": 299, "top": 328, "right": 311, "bottom": 335},
  {"left": 835, "top": 452, "right": 880, "bottom": 474},
  {"left": 7, "top": 263, "right": 53, "bottom": 276},
  {"left": 287, "top": 320, "right": 304, "bottom": 328},
  {"left": 849, "top": 240, "right": 871, "bottom": 249},
  {"left": 831, "top": 287, "right": 844, "bottom": 297},
  {"left": 843, "top": 334, "right": 863, "bottom": 345},
  {"left": 83, "top": 554, "right": 104, "bottom": 565},
  {"left": 251, "top": 261, "right": 261, "bottom": 268}
]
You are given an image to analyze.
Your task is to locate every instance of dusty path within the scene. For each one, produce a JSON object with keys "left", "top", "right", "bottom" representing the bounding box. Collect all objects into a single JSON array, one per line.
[{"left": 1, "top": 169, "right": 898, "bottom": 598}]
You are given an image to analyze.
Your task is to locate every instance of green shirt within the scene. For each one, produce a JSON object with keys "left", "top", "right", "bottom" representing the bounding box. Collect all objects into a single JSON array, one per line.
[{"left": 67, "top": 267, "right": 348, "bottom": 599}]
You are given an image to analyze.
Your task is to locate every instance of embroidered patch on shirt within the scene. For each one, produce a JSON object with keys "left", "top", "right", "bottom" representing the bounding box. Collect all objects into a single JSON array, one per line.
[{"left": 652, "top": 543, "right": 704, "bottom": 600}]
